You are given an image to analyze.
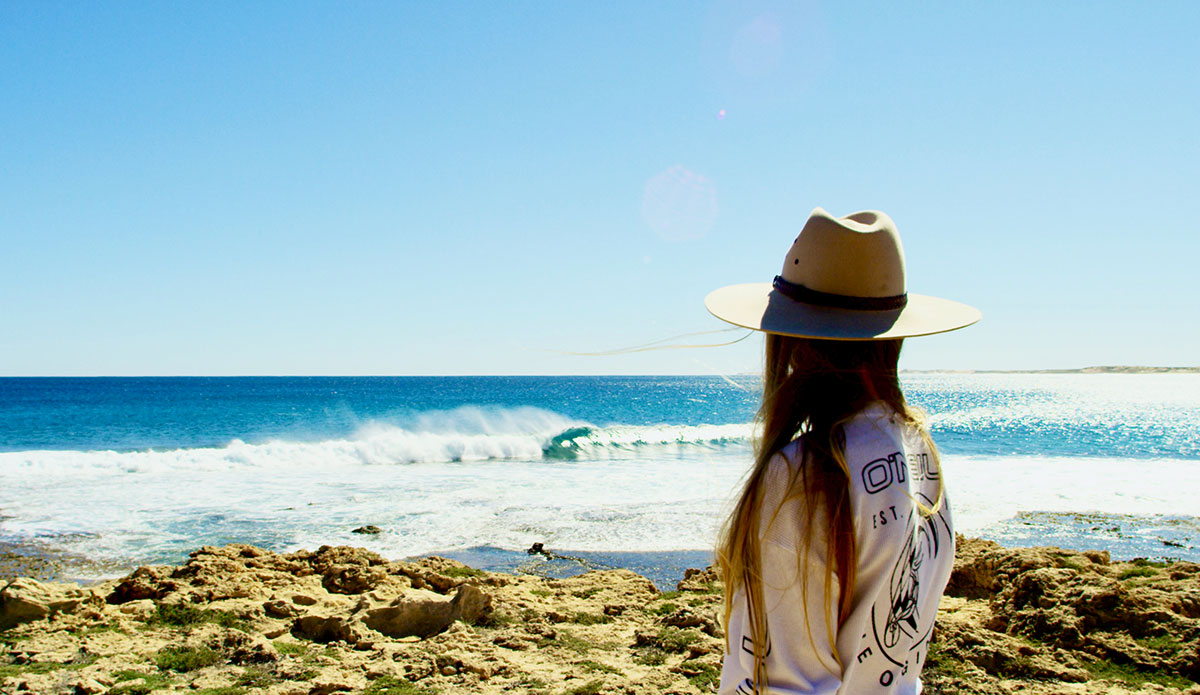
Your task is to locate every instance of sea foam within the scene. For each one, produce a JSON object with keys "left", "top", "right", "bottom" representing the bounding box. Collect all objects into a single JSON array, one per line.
[{"left": 0, "top": 406, "right": 752, "bottom": 477}]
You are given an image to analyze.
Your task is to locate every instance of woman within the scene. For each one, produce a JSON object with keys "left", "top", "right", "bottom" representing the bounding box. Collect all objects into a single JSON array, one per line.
[{"left": 704, "top": 208, "right": 980, "bottom": 694}]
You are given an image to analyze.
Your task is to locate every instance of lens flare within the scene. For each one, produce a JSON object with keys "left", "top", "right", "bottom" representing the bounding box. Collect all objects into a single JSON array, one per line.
[{"left": 641, "top": 165, "right": 718, "bottom": 242}]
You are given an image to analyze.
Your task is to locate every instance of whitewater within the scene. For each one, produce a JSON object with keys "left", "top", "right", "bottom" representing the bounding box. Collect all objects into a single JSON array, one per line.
[{"left": 1, "top": 374, "right": 1198, "bottom": 577}]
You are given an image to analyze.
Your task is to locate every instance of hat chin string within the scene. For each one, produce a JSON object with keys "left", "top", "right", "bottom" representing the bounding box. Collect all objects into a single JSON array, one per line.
[{"left": 772, "top": 276, "right": 908, "bottom": 311}]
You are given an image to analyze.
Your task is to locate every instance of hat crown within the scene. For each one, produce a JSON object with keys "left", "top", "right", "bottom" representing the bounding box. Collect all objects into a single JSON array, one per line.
[{"left": 780, "top": 208, "right": 906, "bottom": 299}]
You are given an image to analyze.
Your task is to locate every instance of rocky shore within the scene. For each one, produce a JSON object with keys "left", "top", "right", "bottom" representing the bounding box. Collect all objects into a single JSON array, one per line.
[{"left": 1, "top": 538, "right": 1198, "bottom": 695}]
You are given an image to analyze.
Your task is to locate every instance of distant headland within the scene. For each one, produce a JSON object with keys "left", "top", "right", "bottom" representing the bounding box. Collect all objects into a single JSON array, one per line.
[{"left": 902, "top": 366, "right": 1200, "bottom": 374}]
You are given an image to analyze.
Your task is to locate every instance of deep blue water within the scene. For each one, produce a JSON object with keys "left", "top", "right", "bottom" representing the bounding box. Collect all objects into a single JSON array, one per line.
[
  {"left": 0, "top": 376, "right": 759, "bottom": 452},
  {"left": 1, "top": 374, "right": 1197, "bottom": 460}
]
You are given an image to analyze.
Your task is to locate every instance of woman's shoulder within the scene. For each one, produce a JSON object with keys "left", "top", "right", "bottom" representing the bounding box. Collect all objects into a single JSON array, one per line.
[
  {"left": 844, "top": 402, "right": 917, "bottom": 447},
  {"left": 761, "top": 438, "right": 804, "bottom": 493},
  {"left": 775, "top": 436, "right": 805, "bottom": 464}
]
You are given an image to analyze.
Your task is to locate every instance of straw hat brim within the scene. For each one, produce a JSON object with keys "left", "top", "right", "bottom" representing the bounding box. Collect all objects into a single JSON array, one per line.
[{"left": 705, "top": 283, "right": 981, "bottom": 340}]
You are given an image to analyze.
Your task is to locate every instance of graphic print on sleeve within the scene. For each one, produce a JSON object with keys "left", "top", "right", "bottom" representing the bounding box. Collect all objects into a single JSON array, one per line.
[
  {"left": 869, "top": 489, "right": 950, "bottom": 681},
  {"left": 853, "top": 446, "right": 951, "bottom": 688}
]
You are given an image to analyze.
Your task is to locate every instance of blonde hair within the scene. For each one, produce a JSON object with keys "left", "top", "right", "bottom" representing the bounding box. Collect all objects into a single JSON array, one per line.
[{"left": 716, "top": 335, "right": 942, "bottom": 693}]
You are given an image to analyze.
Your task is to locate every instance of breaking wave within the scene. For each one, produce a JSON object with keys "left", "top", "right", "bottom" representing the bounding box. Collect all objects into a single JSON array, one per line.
[{"left": 0, "top": 407, "right": 752, "bottom": 476}]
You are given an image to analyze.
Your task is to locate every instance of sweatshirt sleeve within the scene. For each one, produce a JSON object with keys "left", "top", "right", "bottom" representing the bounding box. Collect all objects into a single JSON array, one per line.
[
  {"left": 719, "top": 451, "right": 844, "bottom": 694},
  {"left": 834, "top": 438, "right": 954, "bottom": 694}
]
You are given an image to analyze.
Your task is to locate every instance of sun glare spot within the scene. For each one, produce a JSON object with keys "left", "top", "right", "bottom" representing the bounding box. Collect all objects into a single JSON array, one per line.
[
  {"left": 731, "top": 13, "right": 784, "bottom": 78},
  {"left": 641, "top": 165, "right": 718, "bottom": 242}
]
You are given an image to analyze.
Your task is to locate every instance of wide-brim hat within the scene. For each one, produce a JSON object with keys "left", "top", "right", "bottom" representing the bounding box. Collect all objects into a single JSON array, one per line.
[{"left": 705, "top": 207, "right": 980, "bottom": 340}]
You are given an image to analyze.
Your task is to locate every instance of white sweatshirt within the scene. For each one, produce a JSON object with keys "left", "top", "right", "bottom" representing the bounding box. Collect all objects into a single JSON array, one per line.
[{"left": 720, "top": 403, "right": 954, "bottom": 694}]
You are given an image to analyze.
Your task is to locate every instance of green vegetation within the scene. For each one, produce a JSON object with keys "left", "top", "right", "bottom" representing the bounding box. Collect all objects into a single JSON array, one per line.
[
  {"left": 1053, "top": 556, "right": 1084, "bottom": 571},
  {"left": 997, "top": 655, "right": 1040, "bottom": 679},
  {"left": 154, "top": 645, "right": 223, "bottom": 672},
  {"left": 684, "top": 660, "right": 722, "bottom": 690},
  {"left": 1134, "top": 634, "right": 1183, "bottom": 654},
  {"left": 567, "top": 679, "right": 605, "bottom": 695},
  {"left": 633, "top": 647, "right": 668, "bottom": 666},
  {"left": 272, "top": 639, "right": 308, "bottom": 655},
  {"left": 236, "top": 665, "right": 277, "bottom": 688},
  {"left": 472, "top": 609, "right": 520, "bottom": 628},
  {"left": 572, "top": 588, "right": 601, "bottom": 599},
  {"left": 0, "top": 661, "right": 86, "bottom": 679},
  {"left": 656, "top": 590, "right": 685, "bottom": 601},
  {"left": 537, "top": 630, "right": 593, "bottom": 655},
  {"left": 149, "top": 602, "right": 209, "bottom": 627},
  {"left": 922, "top": 639, "right": 968, "bottom": 680},
  {"left": 571, "top": 611, "right": 613, "bottom": 625},
  {"left": 1081, "top": 658, "right": 1195, "bottom": 689},
  {"left": 649, "top": 601, "right": 678, "bottom": 616},
  {"left": 530, "top": 588, "right": 552, "bottom": 598},
  {"left": 441, "top": 565, "right": 485, "bottom": 579},
  {"left": 656, "top": 627, "right": 701, "bottom": 653},
  {"left": 108, "top": 673, "right": 172, "bottom": 695},
  {"left": 0, "top": 654, "right": 97, "bottom": 680},
  {"left": 1130, "top": 558, "right": 1168, "bottom": 568},
  {"left": 210, "top": 611, "right": 252, "bottom": 630},
  {"left": 1118, "top": 567, "right": 1157, "bottom": 580},
  {"left": 363, "top": 675, "right": 439, "bottom": 695},
  {"left": 149, "top": 602, "right": 250, "bottom": 631},
  {"left": 194, "top": 688, "right": 246, "bottom": 695},
  {"left": 575, "top": 659, "right": 622, "bottom": 675}
]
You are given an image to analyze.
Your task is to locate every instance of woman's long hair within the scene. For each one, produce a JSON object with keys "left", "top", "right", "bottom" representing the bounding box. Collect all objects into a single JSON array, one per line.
[{"left": 716, "top": 335, "right": 941, "bottom": 692}]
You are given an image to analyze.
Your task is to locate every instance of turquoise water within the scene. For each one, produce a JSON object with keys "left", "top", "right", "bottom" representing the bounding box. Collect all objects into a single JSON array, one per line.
[
  {"left": 0, "top": 374, "right": 1197, "bottom": 577},
  {"left": 3, "top": 375, "right": 1197, "bottom": 459}
]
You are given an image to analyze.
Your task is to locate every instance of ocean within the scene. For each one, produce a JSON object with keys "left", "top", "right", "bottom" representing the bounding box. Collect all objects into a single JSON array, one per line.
[{"left": 1, "top": 374, "right": 1198, "bottom": 585}]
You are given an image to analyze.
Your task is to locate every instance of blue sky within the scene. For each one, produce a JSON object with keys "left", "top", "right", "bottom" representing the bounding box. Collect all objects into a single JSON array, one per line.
[{"left": 2, "top": 1, "right": 1197, "bottom": 375}]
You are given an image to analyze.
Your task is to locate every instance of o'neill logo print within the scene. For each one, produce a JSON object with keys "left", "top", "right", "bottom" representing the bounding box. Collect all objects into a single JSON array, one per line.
[
  {"left": 862, "top": 452, "right": 906, "bottom": 494},
  {"left": 869, "top": 492, "right": 950, "bottom": 677}
]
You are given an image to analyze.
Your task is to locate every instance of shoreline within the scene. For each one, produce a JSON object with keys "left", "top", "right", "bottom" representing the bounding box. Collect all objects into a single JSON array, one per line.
[
  {"left": 7, "top": 508, "right": 1198, "bottom": 589},
  {"left": 0, "top": 542, "right": 715, "bottom": 592},
  {"left": 2, "top": 538, "right": 1198, "bottom": 694}
]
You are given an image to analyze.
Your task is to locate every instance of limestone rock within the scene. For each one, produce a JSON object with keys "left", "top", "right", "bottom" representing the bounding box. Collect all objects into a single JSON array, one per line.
[
  {"left": 0, "top": 577, "right": 99, "bottom": 628},
  {"left": 931, "top": 539, "right": 1200, "bottom": 690},
  {"left": 289, "top": 545, "right": 391, "bottom": 595},
  {"left": 676, "top": 566, "right": 721, "bottom": 593},
  {"left": 65, "top": 674, "right": 107, "bottom": 694},
  {"left": 105, "top": 565, "right": 176, "bottom": 604},
  {"left": 291, "top": 614, "right": 372, "bottom": 646},
  {"left": 216, "top": 629, "right": 279, "bottom": 664},
  {"left": 392, "top": 556, "right": 479, "bottom": 594},
  {"left": 264, "top": 598, "right": 299, "bottom": 618},
  {"left": 660, "top": 607, "right": 722, "bottom": 637},
  {"left": 2, "top": 540, "right": 1196, "bottom": 695},
  {"left": 363, "top": 584, "right": 492, "bottom": 638}
]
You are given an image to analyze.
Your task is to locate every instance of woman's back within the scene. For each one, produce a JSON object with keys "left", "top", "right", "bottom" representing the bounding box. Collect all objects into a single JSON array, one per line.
[
  {"left": 707, "top": 207, "right": 978, "bottom": 694},
  {"left": 721, "top": 403, "right": 954, "bottom": 694}
]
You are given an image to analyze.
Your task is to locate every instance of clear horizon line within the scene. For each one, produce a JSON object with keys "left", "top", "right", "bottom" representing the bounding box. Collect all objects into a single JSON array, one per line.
[{"left": 2, "top": 365, "right": 1198, "bottom": 378}]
